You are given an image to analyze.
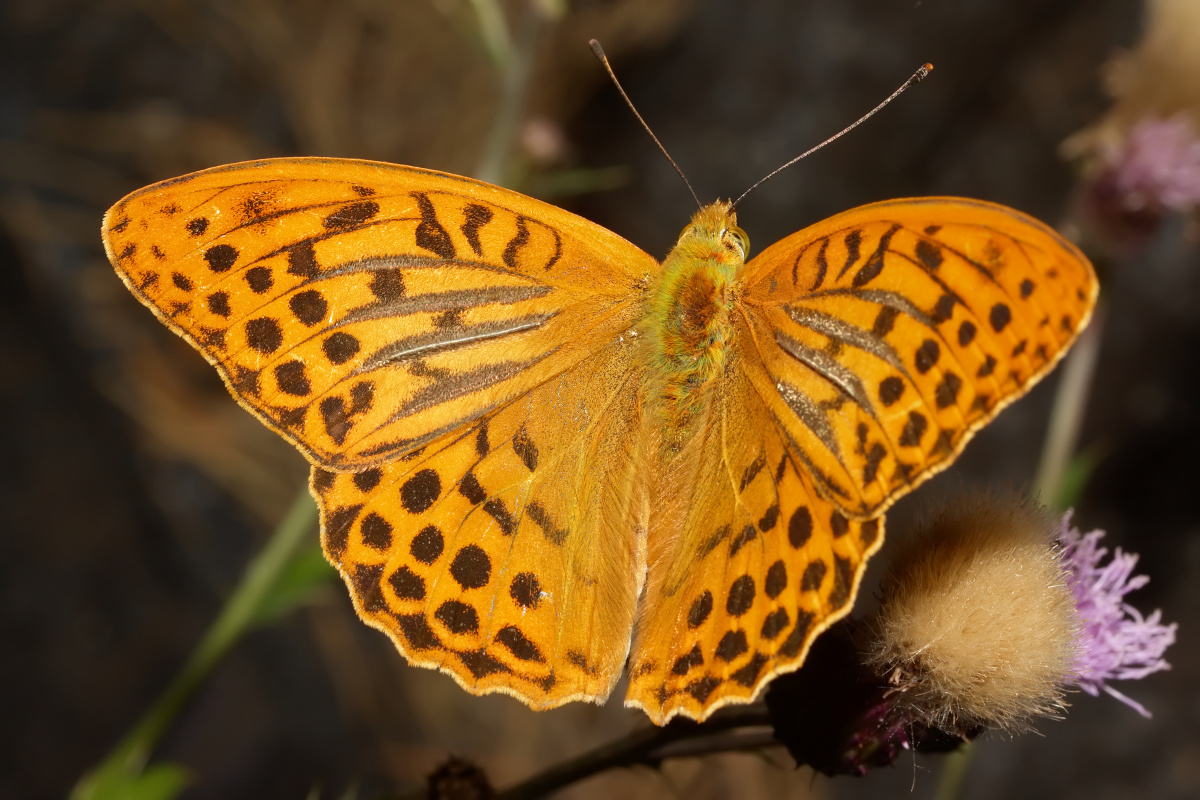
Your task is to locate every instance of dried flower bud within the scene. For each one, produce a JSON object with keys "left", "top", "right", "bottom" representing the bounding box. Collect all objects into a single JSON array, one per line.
[
  {"left": 866, "top": 494, "right": 1079, "bottom": 732},
  {"left": 427, "top": 756, "right": 494, "bottom": 800}
]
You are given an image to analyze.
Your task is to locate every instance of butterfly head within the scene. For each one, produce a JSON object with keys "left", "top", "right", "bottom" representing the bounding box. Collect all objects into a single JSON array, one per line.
[{"left": 674, "top": 200, "right": 749, "bottom": 264}]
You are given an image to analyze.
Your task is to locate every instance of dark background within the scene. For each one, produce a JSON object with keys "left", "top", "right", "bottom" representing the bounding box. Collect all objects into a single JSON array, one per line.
[{"left": 2, "top": 0, "right": 1197, "bottom": 798}]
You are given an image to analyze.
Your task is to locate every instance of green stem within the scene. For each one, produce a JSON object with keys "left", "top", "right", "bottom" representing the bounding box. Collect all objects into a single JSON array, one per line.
[
  {"left": 1033, "top": 302, "right": 1106, "bottom": 508},
  {"left": 934, "top": 743, "right": 974, "bottom": 800},
  {"left": 71, "top": 489, "right": 318, "bottom": 799},
  {"left": 467, "top": 0, "right": 515, "bottom": 72},
  {"left": 473, "top": 2, "right": 543, "bottom": 186}
]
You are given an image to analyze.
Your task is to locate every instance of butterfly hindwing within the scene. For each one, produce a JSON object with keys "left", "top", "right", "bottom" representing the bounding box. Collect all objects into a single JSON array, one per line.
[
  {"left": 315, "top": 332, "right": 649, "bottom": 707},
  {"left": 103, "top": 158, "right": 656, "bottom": 469},
  {"left": 742, "top": 197, "right": 1098, "bottom": 518},
  {"left": 626, "top": 329, "right": 882, "bottom": 724}
]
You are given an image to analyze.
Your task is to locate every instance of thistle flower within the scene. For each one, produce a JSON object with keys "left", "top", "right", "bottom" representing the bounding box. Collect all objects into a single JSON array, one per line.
[
  {"left": 767, "top": 495, "right": 1179, "bottom": 776},
  {"left": 1098, "top": 116, "right": 1200, "bottom": 213},
  {"left": 767, "top": 493, "right": 1080, "bottom": 774},
  {"left": 1062, "top": 0, "right": 1200, "bottom": 248},
  {"left": 866, "top": 495, "right": 1078, "bottom": 732},
  {"left": 1058, "top": 511, "right": 1177, "bottom": 717}
]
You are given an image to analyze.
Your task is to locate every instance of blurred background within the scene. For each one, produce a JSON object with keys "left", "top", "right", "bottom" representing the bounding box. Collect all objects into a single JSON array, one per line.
[{"left": 2, "top": 0, "right": 1197, "bottom": 798}]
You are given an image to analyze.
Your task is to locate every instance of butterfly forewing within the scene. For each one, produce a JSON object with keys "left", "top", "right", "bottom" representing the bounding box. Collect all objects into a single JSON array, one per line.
[
  {"left": 103, "top": 158, "right": 655, "bottom": 470},
  {"left": 742, "top": 198, "right": 1098, "bottom": 518}
]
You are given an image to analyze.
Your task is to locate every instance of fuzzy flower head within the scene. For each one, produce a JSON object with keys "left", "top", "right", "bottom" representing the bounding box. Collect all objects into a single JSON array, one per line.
[
  {"left": 1058, "top": 511, "right": 1177, "bottom": 717},
  {"left": 867, "top": 494, "right": 1079, "bottom": 732}
]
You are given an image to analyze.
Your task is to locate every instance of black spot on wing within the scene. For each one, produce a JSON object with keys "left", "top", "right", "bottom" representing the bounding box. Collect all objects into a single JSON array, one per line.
[
  {"left": 872, "top": 306, "right": 898, "bottom": 338},
  {"left": 835, "top": 229, "right": 863, "bottom": 281},
  {"left": 502, "top": 216, "right": 531, "bottom": 268},
  {"left": 323, "top": 332, "right": 360, "bottom": 364},
  {"left": 739, "top": 453, "right": 766, "bottom": 492},
  {"left": 510, "top": 572, "right": 541, "bottom": 609},
  {"left": 850, "top": 224, "right": 901, "bottom": 287},
  {"left": 204, "top": 244, "right": 237, "bottom": 273},
  {"left": 245, "top": 318, "right": 282, "bottom": 353},
  {"left": 931, "top": 294, "right": 955, "bottom": 324},
  {"left": 352, "top": 564, "right": 386, "bottom": 613},
  {"left": 450, "top": 544, "right": 491, "bottom": 590},
  {"left": 878, "top": 376, "right": 904, "bottom": 406},
  {"left": 411, "top": 193, "right": 455, "bottom": 259},
  {"left": 688, "top": 591, "right": 713, "bottom": 628},
  {"left": 324, "top": 201, "right": 380, "bottom": 230},
  {"left": 290, "top": 290, "right": 328, "bottom": 326},
  {"left": 990, "top": 303, "right": 1012, "bottom": 332},
  {"left": 788, "top": 506, "right": 812, "bottom": 548},
  {"left": 287, "top": 240, "right": 320, "bottom": 279},
  {"left": 246, "top": 266, "right": 273, "bottom": 293},
  {"left": 483, "top": 498, "right": 515, "bottom": 536},
  {"left": 915, "top": 339, "right": 940, "bottom": 373},
  {"left": 496, "top": 626, "right": 544, "bottom": 662},
  {"left": 400, "top": 469, "right": 441, "bottom": 514},
  {"left": 207, "top": 291, "right": 231, "bottom": 318},
  {"left": 274, "top": 361, "right": 311, "bottom": 396},
  {"left": 810, "top": 238, "right": 830, "bottom": 290},
  {"left": 915, "top": 239, "right": 944, "bottom": 270},
  {"left": 527, "top": 501, "right": 568, "bottom": 546},
  {"left": 460, "top": 204, "right": 493, "bottom": 256},
  {"left": 410, "top": 525, "right": 444, "bottom": 564},
  {"left": 672, "top": 645, "right": 704, "bottom": 675}
]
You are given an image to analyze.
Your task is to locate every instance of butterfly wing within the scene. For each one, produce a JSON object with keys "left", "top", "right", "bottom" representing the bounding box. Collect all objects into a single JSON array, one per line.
[
  {"left": 626, "top": 316, "right": 882, "bottom": 724},
  {"left": 741, "top": 197, "right": 1098, "bottom": 518},
  {"left": 103, "top": 158, "right": 657, "bottom": 708},
  {"left": 626, "top": 197, "right": 1096, "bottom": 723},
  {"left": 314, "top": 329, "right": 649, "bottom": 707},
  {"left": 102, "top": 158, "right": 653, "bottom": 468}
]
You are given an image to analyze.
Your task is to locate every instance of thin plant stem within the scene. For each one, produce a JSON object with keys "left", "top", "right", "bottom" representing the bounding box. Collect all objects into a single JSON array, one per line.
[
  {"left": 934, "top": 742, "right": 974, "bottom": 800},
  {"left": 468, "top": 0, "right": 516, "bottom": 72},
  {"left": 473, "top": 3, "right": 544, "bottom": 186},
  {"left": 71, "top": 489, "right": 318, "bottom": 799},
  {"left": 1033, "top": 302, "right": 1107, "bottom": 507},
  {"left": 494, "top": 707, "right": 772, "bottom": 800}
]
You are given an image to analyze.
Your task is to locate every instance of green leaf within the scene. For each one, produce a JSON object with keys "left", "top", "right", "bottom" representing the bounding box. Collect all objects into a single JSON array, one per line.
[{"left": 80, "top": 762, "right": 189, "bottom": 800}]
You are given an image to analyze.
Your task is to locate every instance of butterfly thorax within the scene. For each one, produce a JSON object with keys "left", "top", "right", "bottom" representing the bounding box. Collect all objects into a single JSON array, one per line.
[{"left": 646, "top": 201, "right": 748, "bottom": 437}]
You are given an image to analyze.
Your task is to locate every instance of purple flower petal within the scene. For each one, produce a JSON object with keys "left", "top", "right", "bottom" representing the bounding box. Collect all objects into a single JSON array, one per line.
[
  {"left": 1058, "top": 511, "right": 1177, "bottom": 717},
  {"left": 1102, "top": 116, "right": 1200, "bottom": 212}
]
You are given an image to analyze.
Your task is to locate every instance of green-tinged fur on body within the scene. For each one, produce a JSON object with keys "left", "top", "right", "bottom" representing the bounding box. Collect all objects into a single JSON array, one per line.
[{"left": 644, "top": 201, "right": 748, "bottom": 438}]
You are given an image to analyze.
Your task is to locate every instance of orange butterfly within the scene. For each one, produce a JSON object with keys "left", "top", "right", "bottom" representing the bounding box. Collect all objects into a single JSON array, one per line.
[{"left": 102, "top": 158, "right": 1096, "bottom": 724}]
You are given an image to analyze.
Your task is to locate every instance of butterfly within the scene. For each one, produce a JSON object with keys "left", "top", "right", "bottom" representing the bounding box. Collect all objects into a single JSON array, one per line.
[{"left": 102, "top": 158, "right": 1097, "bottom": 724}]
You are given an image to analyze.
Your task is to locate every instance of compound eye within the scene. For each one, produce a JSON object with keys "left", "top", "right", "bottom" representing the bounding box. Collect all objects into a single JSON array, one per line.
[{"left": 727, "top": 226, "right": 750, "bottom": 258}]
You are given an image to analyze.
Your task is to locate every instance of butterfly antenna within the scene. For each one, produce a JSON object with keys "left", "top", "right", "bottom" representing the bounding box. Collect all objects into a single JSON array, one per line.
[
  {"left": 590, "top": 39, "right": 703, "bottom": 210},
  {"left": 732, "top": 63, "right": 934, "bottom": 209}
]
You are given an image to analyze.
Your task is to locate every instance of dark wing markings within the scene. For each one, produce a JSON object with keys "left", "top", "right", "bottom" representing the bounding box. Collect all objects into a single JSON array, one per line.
[{"left": 774, "top": 331, "right": 877, "bottom": 421}]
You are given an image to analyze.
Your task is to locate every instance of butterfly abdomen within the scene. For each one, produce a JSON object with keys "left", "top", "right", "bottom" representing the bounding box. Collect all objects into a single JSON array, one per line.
[{"left": 647, "top": 202, "right": 747, "bottom": 428}]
